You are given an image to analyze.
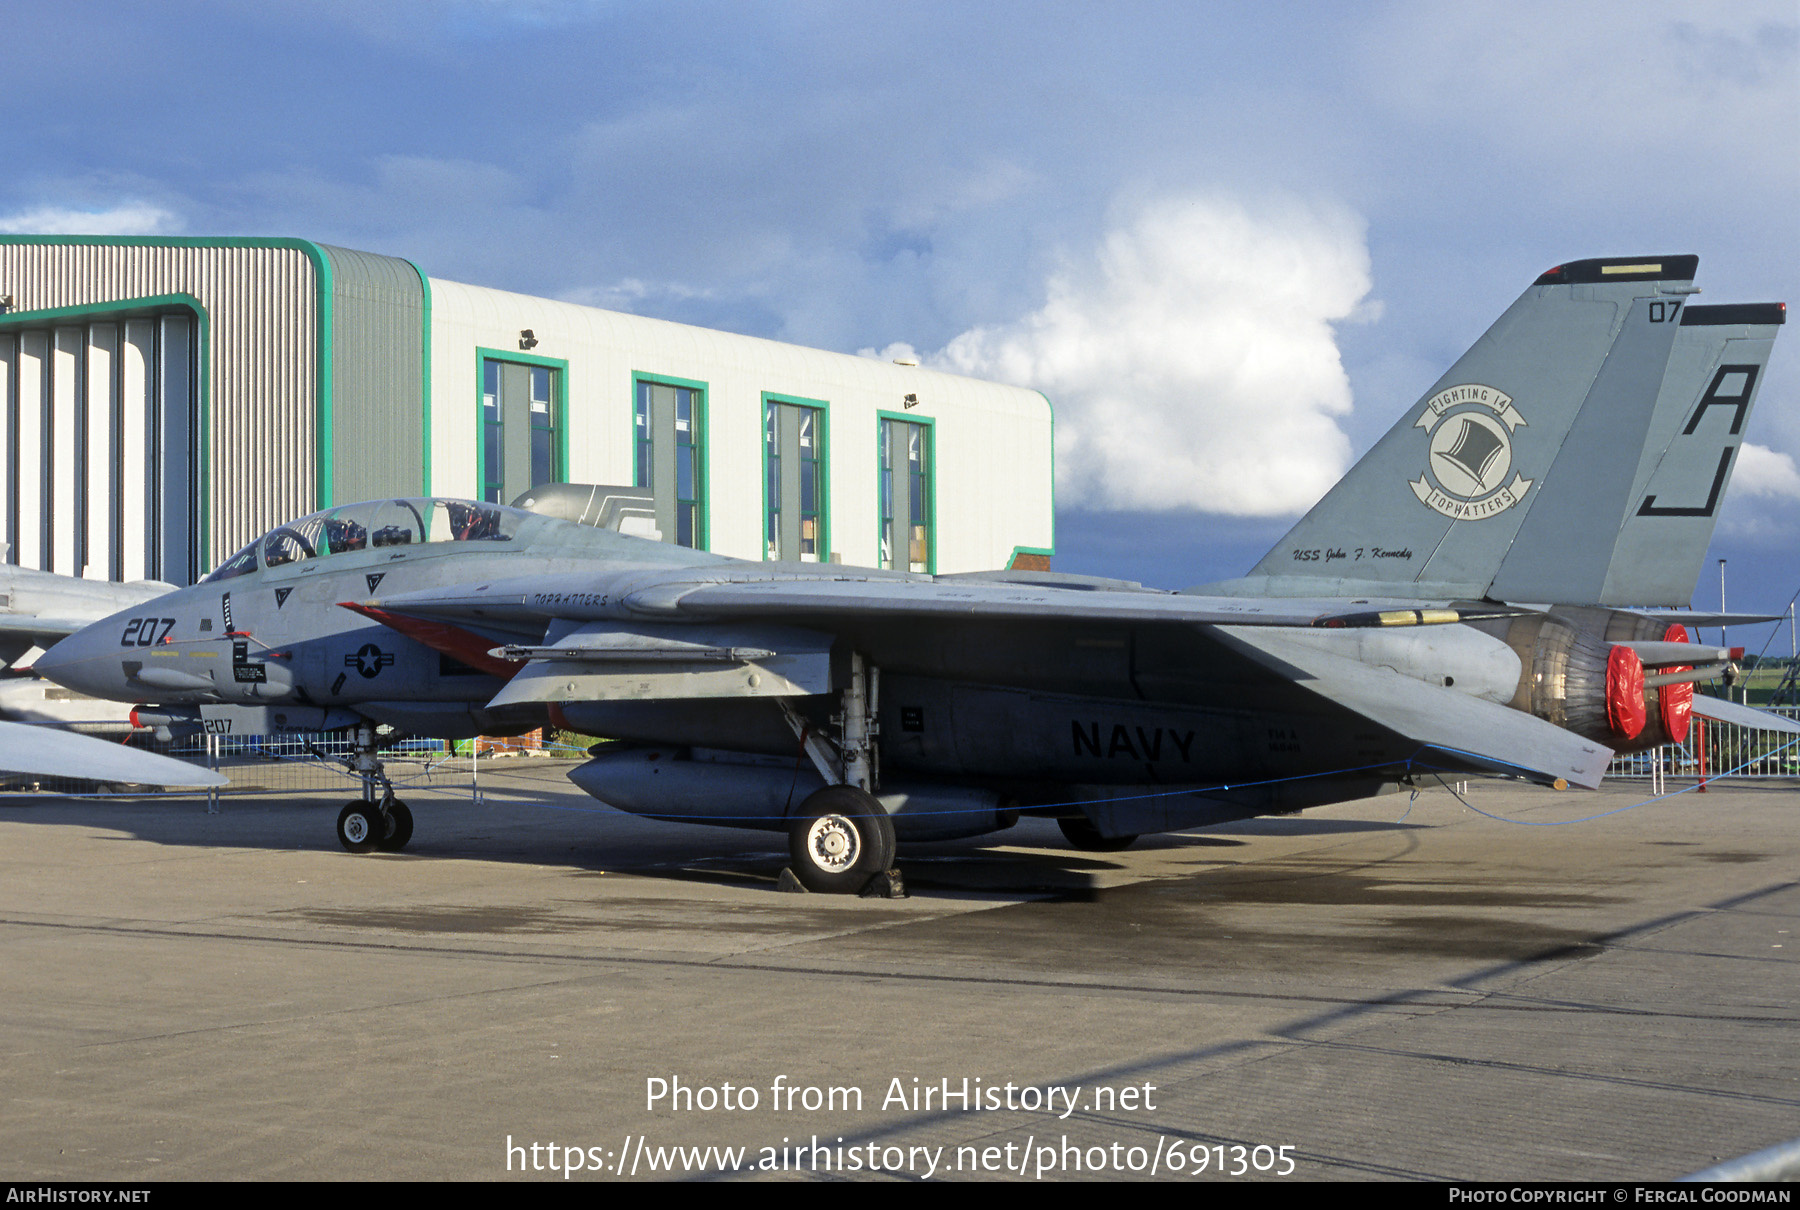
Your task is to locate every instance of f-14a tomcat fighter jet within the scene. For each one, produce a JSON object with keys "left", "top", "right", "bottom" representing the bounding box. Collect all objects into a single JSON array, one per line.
[{"left": 35, "top": 256, "right": 1795, "bottom": 891}]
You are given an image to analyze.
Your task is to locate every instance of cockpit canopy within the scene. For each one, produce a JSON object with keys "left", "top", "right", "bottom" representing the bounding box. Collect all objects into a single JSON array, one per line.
[{"left": 204, "top": 498, "right": 530, "bottom": 583}]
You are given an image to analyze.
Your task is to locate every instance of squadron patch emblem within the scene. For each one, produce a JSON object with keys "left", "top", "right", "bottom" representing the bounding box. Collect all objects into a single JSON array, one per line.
[{"left": 1410, "top": 384, "right": 1532, "bottom": 520}]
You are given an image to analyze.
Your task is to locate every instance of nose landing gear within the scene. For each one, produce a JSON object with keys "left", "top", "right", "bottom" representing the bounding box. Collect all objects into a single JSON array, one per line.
[
  {"left": 324, "top": 724, "right": 414, "bottom": 853},
  {"left": 336, "top": 796, "right": 413, "bottom": 853}
]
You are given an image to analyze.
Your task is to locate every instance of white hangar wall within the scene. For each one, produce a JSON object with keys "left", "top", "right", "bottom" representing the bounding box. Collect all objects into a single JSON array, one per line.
[
  {"left": 0, "top": 237, "right": 1053, "bottom": 582},
  {"left": 427, "top": 278, "right": 1055, "bottom": 572}
]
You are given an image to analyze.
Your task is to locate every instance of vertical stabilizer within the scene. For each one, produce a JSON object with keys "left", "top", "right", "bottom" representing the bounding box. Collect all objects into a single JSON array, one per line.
[
  {"left": 1243, "top": 257, "right": 1697, "bottom": 598},
  {"left": 1585, "top": 303, "right": 1784, "bottom": 605}
]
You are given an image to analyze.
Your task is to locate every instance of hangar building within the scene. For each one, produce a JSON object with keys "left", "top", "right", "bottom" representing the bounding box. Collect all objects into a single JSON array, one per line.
[{"left": 0, "top": 236, "right": 1054, "bottom": 585}]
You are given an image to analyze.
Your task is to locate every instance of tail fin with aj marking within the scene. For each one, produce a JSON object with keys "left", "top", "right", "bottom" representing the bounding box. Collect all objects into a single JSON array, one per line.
[{"left": 1214, "top": 256, "right": 1709, "bottom": 602}]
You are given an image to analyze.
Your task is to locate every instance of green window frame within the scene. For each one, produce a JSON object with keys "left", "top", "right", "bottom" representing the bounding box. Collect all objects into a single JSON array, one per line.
[
  {"left": 762, "top": 393, "right": 830, "bottom": 562},
  {"left": 878, "top": 412, "right": 935, "bottom": 573},
  {"left": 633, "top": 373, "right": 708, "bottom": 549},
  {"left": 476, "top": 349, "right": 567, "bottom": 506}
]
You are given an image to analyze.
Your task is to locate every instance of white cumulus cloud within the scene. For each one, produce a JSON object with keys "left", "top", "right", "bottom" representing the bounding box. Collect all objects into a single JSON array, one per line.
[
  {"left": 929, "top": 194, "right": 1372, "bottom": 514},
  {"left": 0, "top": 203, "right": 182, "bottom": 236},
  {"left": 560, "top": 277, "right": 719, "bottom": 312},
  {"left": 857, "top": 342, "right": 922, "bottom": 363},
  {"left": 1714, "top": 442, "right": 1800, "bottom": 541},
  {"left": 1733, "top": 442, "right": 1800, "bottom": 500}
]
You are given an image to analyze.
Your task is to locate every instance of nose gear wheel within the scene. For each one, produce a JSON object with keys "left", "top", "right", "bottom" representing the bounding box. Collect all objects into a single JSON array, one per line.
[
  {"left": 323, "top": 726, "right": 414, "bottom": 853},
  {"left": 337, "top": 800, "right": 381, "bottom": 853}
]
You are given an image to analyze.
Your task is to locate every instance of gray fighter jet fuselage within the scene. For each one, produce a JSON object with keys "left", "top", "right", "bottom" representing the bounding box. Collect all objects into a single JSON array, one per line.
[
  {"left": 34, "top": 496, "right": 1556, "bottom": 818},
  {"left": 33, "top": 255, "right": 1795, "bottom": 892}
]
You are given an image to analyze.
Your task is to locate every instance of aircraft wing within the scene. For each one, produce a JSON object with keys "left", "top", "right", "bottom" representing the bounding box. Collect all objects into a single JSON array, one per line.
[
  {"left": 360, "top": 573, "right": 1527, "bottom": 709},
  {"left": 0, "top": 613, "right": 105, "bottom": 643},
  {"left": 1214, "top": 626, "right": 1616, "bottom": 789},
  {"left": 0, "top": 720, "right": 228, "bottom": 787},
  {"left": 362, "top": 571, "right": 1522, "bottom": 631},
  {"left": 360, "top": 573, "right": 1592, "bottom": 786},
  {"left": 636, "top": 579, "right": 1512, "bottom": 628},
  {"left": 0, "top": 567, "right": 178, "bottom": 666},
  {"left": 0, "top": 614, "right": 104, "bottom": 669}
]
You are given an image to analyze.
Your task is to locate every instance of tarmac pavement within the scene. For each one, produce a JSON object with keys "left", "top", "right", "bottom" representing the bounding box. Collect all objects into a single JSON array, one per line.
[{"left": 0, "top": 763, "right": 1794, "bottom": 1181}]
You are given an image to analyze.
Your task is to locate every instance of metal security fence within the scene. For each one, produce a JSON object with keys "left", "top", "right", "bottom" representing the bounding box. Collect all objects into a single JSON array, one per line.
[
  {"left": 0, "top": 728, "right": 434, "bottom": 798},
  {"left": 1606, "top": 705, "right": 1800, "bottom": 781},
  {"left": 0, "top": 726, "right": 597, "bottom": 800}
]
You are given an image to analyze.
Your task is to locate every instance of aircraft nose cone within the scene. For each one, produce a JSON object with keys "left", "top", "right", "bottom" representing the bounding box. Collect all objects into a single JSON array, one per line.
[{"left": 33, "top": 624, "right": 126, "bottom": 700}]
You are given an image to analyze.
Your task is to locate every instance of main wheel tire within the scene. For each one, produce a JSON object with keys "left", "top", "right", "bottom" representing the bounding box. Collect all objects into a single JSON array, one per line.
[
  {"left": 787, "top": 785, "right": 897, "bottom": 894},
  {"left": 337, "top": 800, "right": 382, "bottom": 853},
  {"left": 377, "top": 799, "right": 413, "bottom": 852},
  {"left": 1058, "top": 814, "right": 1138, "bottom": 852}
]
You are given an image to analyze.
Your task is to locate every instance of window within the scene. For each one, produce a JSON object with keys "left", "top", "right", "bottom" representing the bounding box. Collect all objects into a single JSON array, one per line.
[
  {"left": 481, "top": 359, "right": 501, "bottom": 502},
  {"left": 529, "top": 365, "right": 556, "bottom": 488},
  {"left": 879, "top": 416, "right": 932, "bottom": 572},
  {"left": 765, "top": 398, "right": 826, "bottom": 561},
  {"left": 479, "top": 353, "right": 564, "bottom": 505},
  {"left": 634, "top": 377, "right": 706, "bottom": 548}
]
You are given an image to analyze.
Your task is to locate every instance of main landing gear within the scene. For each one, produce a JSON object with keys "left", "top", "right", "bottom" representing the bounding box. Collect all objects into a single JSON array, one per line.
[
  {"left": 777, "top": 653, "right": 904, "bottom": 896},
  {"left": 327, "top": 725, "right": 413, "bottom": 854},
  {"left": 786, "top": 784, "right": 896, "bottom": 894}
]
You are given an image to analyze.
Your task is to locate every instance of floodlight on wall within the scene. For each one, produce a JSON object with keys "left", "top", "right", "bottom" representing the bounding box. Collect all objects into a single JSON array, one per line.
[
  {"left": 903, "top": 393, "right": 919, "bottom": 409},
  {"left": 519, "top": 329, "right": 538, "bottom": 351},
  {"left": 0, "top": 295, "right": 13, "bottom": 313}
]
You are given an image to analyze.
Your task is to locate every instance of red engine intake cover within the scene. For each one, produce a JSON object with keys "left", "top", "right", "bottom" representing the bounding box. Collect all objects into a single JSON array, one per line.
[
  {"left": 1605, "top": 644, "right": 1647, "bottom": 740},
  {"left": 1659, "top": 623, "right": 1693, "bottom": 743}
]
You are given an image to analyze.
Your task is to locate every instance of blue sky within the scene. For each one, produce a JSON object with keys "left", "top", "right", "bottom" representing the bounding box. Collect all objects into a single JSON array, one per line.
[{"left": 4, "top": 1, "right": 1796, "bottom": 633}]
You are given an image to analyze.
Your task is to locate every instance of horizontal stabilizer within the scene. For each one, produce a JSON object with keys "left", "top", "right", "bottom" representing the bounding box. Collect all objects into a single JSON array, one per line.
[
  {"left": 1220, "top": 626, "right": 1614, "bottom": 788},
  {"left": 0, "top": 721, "right": 227, "bottom": 787},
  {"left": 1690, "top": 695, "right": 1800, "bottom": 735},
  {"left": 1630, "top": 611, "right": 1784, "bottom": 628}
]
